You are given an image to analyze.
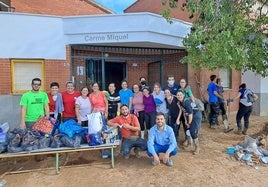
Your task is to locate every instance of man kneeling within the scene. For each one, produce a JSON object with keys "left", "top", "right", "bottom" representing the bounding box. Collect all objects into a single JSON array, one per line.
[
  {"left": 107, "top": 104, "right": 147, "bottom": 159},
  {"left": 147, "top": 112, "right": 178, "bottom": 166}
]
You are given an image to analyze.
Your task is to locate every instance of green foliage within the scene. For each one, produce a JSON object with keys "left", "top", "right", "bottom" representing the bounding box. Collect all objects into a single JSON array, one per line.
[{"left": 162, "top": 0, "right": 268, "bottom": 77}]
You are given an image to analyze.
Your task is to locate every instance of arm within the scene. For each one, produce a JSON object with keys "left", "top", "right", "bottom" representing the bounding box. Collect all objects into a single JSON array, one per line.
[
  {"left": 75, "top": 104, "right": 81, "bottom": 124},
  {"left": 44, "top": 103, "right": 50, "bottom": 118},
  {"left": 104, "top": 95, "right": 108, "bottom": 118},
  {"left": 20, "top": 106, "right": 26, "bottom": 129},
  {"left": 129, "top": 97, "right": 133, "bottom": 111},
  {"left": 176, "top": 106, "right": 182, "bottom": 125}
]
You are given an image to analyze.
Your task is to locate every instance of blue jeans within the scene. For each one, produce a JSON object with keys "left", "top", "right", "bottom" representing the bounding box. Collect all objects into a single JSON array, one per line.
[
  {"left": 121, "top": 137, "right": 147, "bottom": 155},
  {"left": 147, "top": 144, "right": 179, "bottom": 157},
  {"left": 236, "top": 103, "right": 252, "bottom": 129}
]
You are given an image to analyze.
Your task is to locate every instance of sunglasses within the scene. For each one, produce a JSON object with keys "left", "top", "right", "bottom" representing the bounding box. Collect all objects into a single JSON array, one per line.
[{"left": 32, "top": 83, "right": 41, "bottom": 86}]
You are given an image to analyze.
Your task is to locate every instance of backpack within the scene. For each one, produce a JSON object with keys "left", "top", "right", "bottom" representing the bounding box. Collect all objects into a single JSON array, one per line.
[
  {"left": 240, "top": 89, "right": 255, "bottom": 107},
  {"left": 188, "top": 98, "right": 204, "bottom": 111}
]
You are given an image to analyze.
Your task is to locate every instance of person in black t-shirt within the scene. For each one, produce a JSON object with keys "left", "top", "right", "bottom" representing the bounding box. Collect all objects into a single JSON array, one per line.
[{"left": 107, "top": 83, "right": 121, "bottom": 120}]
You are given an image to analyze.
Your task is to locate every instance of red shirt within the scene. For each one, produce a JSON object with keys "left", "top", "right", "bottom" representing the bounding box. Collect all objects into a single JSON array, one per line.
[
  {"left": 61, "top": 91, "right": 80, "bottom": 117},
  {"left": 109, "top": 114, "right": 140, "bottom": 138},
  {"left": 47, "top": 93, "right": 55, "bottom": 112}
]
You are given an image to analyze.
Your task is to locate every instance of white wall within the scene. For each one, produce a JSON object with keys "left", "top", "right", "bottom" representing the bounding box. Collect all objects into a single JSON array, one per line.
[{"left": 0, "top": 12, "right": 66, "bottom": 59}]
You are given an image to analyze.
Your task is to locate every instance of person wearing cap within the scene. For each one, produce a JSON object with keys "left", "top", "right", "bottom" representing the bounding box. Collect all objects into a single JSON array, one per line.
[{"left": 107, "top": 104, "right": 147, "bottom": 159}]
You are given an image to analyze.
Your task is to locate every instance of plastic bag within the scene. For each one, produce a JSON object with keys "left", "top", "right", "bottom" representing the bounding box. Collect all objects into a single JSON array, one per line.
[
  {"left": 33, "top": 117, "right": 56, "bottom": 136},
  {"left": 59, "top": 119, "right": 84, "bottom": 138},
  {"left": 88, "top": 132, "right": 102, "bottom": 146},
  {"left": 50, "top": 134, "right": 64, "bottom": 148},
  {"left": 0, "top": 122, "right": 9, "bottom": 133},
  {"left": 38, "top": 137, "right": 51, "bottom": 149},
  {"left": 61, "top": 134, "right": 81, "bottom": 148},
  {"left": 87, "top": 112, "right": 106, "bottom": 134}
]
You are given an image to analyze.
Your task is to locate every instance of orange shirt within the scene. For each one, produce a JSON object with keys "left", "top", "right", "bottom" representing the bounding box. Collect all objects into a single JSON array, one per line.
[{"left": 109, "top": 114, "right": 140, "bottom": 139}]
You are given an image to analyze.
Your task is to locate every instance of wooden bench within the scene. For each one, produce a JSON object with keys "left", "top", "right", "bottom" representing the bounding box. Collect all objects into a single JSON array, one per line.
[{"left": 0, "top": 140, "right": 120, "bottom": 175}]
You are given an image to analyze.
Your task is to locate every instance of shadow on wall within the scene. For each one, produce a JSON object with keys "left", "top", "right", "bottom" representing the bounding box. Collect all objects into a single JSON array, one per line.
[{"left": 0, "top": 95, "right": 21, "bottom": 129}]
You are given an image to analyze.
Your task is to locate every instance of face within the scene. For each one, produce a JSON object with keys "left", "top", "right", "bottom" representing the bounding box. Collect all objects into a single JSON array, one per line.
[
  {"left": 81, "top": 87, "right": 89, "bottom": 96},
  {"left": 176, "top": 91, "right": 184, "bottom": 102},
  {"left": 164, "top": 89, "right": 171, "bottom": 98},
  {"left": 121, "top": 81, "right": 128, "bottom": 89},
  {"left": 92, "top": 83, "right": 99, "bottom": 92},
  {"left": 153, "top": 84, "right": 160, "bottom": 93},
  {"left": 108, "top": 84, "right": 116, "bottom": 92},
  {"left": 180, "top": 79, "right": 186, "bottom": 88},
  {"left": 32, "top": 80, "right": 41, "bottom": 91},
  {"left": 120, "top": 106, "right": 129, "bottom": 117},
  {"left": 168, "top": 76, "right": 175, "bottom": 86},
  {"left": 133, "top": 85, "right": 139, "bottom": 93},
  {"left": 142, "top": 88, "right": 149, "bottom": 96},
  {"left": 66, "top": 83, "right": 74, "bottom": 93},
  {"left": 156, "top": 114, "right": 165, "bottom": 128},
  {"left": 50, "top": 86, "right": 59, "bottom": 95}
]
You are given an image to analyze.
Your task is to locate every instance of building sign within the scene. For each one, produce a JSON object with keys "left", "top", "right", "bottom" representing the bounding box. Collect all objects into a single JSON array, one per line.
[{"left": 84, "top": 33, "right": 129, "bottom": 42}]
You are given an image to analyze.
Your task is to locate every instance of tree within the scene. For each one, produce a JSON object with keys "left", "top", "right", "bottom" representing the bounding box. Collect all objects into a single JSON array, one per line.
[{"left": 162, "top": 0, "right": 268, "bottom": 77}]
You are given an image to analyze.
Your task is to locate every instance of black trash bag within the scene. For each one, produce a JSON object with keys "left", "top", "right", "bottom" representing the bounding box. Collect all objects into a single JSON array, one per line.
[
  {"left": 38, "top": 137, "right": 51, "bottom": 149},
  {"left": 7, "top": 144, "right": 23, "bottom": 153},
  {"left": 61, "top": 134, "right": 81, "bottom": 148},
  {"left": 21, "top": 130, "right": 40, "bottom": 147},
  {"left": 8, "top": 133, "right": 22, "bottom": 148},
  {"left": 50, "top": 134, "right": 64, "bottom": 148},
  {"left": 77, "top": 128, "right": 87, "bottom": 144},
  {"left": 22, "top": 142, "right": 39, "bottom": 152},
  {"left": 0, "top": 142, "right": 7, "bottom": 153}
]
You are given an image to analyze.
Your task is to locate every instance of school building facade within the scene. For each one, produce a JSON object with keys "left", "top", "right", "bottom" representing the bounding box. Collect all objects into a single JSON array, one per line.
[{"left": 0, "top": 0, "right": 266, "bottom": 127}]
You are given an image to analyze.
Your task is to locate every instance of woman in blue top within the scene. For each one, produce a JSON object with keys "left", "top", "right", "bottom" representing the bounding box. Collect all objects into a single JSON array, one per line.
[
  {"left": 176, "top": 90, "right": 202, "bottom": 155},
  {"left": 119, "top": 80, "right": 134, "bottom": 111}
]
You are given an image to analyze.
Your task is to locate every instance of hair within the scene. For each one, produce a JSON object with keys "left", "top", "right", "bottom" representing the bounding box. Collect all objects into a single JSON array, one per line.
[
  {"left": 167, "top": 74, "right": 175, "bottom": 79},
  {"left": 50, "top": 82, "right": 59, "bottom": 88},
  {"left": 31, "top": 78, "right": 41, "bottom": 84},
  {"left": 80, "top": 86, "right": 90, "bottom": 96},
  {"left": 142, "top": 86, "right": 151, "bottom": 93},
  {"left": 239, "top": 83, "right": 246, "bottom": 89},
  {"left": 156, "top": 112, "right": 165, "bottom": 118},
  {"left": 66, "top": 81, "right": 74, "bottom": 87},
  {"left": 210, "top": 75, "right": 217, "bottom": 81},
  {"left": 139, "top": 77, "right": 146, "bottom": 81},
  {"left": 153, "top": 82, "right": 161, "bottom": 88},
  {"left": 216, "top": 78, "right": 221, "bottom": 84},
  {"left": 176, "top": 89, "right": 184, "bottom": 95},
  {"left": 108, "top": 82, "right": 116, "bottom": 87},
  {"left": 121, "top": 79, "right": 128, "bottom": 84},
  {"left": 120, "top": 104, "right": 129, "bottom": 109}
]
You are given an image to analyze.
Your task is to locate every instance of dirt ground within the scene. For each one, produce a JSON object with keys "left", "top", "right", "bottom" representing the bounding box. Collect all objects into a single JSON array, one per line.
[{"left": 1, "top": 113, "right": 268, "bottom": 187}]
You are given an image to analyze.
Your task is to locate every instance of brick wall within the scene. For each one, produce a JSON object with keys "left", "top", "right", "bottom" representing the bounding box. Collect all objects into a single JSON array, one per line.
[
  {"left": 0, "top": 58, "right": 11, "bottom": 94},
  {"left": 125, "top": 0, "right": 192, "bottom": 22},
  {"left": 11, "top": 0, "right": 111, "bottom": 16}
]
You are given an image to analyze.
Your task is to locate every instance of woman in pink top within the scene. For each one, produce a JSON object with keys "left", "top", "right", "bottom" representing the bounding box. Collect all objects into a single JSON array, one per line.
[
  {"left": 89, "top": 82, "right": 108, "bottom": 119},
  {"left": 132, "top": 84, "right": 145, "bottom": 139}
]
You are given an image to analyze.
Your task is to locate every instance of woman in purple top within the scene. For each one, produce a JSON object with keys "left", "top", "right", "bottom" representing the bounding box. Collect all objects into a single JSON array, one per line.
[
  {"left": 132, "top": 84, "right": 145, "bottom": 138},
  {"left": 142, "top": 86, "right": 157, "bottom": 131}
]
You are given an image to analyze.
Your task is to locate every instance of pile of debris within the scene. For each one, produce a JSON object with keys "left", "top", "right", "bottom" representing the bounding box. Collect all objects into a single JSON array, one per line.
[{"left": 227, "top": 123, "right": 268, "bottom": 167}]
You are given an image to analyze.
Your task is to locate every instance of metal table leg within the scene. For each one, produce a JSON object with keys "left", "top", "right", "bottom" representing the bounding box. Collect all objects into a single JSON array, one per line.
[
  {"left": 56, "top": 153, "right": 59, "bottom": 174},
  {"left": 111, "top": 147, "right": 114, "bottom": 168}
]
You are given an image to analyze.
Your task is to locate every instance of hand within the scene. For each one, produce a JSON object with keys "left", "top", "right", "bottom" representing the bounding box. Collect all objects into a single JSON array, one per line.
[
  {"left": 153, "top": 154, "right": 161, "bottom": 165},
  {"left": 122, "top": 123, "right": 131, "bottom": 129},
  {"left": 162, "top": 152, "right": 170, "bottom": 164}
]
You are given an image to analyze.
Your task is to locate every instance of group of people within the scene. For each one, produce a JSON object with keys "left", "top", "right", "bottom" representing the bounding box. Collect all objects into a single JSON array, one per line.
[
  {"left": 207, "top": 74, "right": 258, "bottom": 134},
  {"left": 19, "top": 75, "right": 258, "bottom": 166}
]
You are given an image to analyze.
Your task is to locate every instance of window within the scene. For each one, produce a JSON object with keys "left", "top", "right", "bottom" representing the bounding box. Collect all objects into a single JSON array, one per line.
[
  {"left": 219, "top": 68, "right": 231, "bottom": 89},
  {"left": 11, "top": 59, "right": 45, "bottom": 93}
]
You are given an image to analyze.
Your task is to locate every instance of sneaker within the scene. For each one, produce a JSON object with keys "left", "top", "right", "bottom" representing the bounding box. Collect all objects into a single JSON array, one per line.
[
  {"left": 124, "top": 154, "right": 130, "bottom": 159},
  {"left": 134, "top": 147, "right": 141, "bottom": 159},
  {"left": 166, "top": 158, "right": 173, "bottom": 167}
]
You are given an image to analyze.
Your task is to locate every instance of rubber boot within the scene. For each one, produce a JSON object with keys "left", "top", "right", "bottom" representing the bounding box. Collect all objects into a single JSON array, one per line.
[
  {"left": 193, "top": 138, "right": 200, "bottom": 155},
  {"left": 183, "top": 136, "right": 192, "bottom": 151},
  {"left": 140, "top": 131, "right": 145, "bottom": 139},
  {"left": 242, "top": 128, "right": 248, "bottom": 135}
]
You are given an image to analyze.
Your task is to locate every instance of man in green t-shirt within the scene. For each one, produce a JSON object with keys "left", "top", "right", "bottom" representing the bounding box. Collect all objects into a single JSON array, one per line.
[{"left": 20, "top": 78, "right": 49, "bottom": 130}]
